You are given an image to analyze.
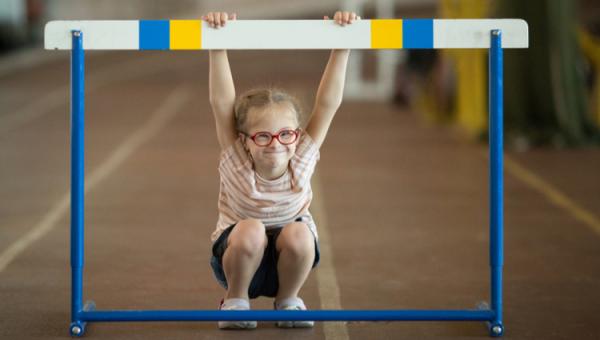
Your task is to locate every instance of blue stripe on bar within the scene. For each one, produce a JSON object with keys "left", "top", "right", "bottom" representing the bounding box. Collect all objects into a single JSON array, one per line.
[
  {"left": 139, "top": 20, "right": 169, "bottom": 50},
  {"left": 79, "top": 309, "right": 496, "bottom": 322},
  {"left": 403, "top": 19, "right": 433, "bottom": 49}
]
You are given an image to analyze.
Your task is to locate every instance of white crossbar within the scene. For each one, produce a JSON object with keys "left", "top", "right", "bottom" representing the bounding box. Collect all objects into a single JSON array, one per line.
[{"left": 44, "top": 19, "right": 528, "bottom": 50}]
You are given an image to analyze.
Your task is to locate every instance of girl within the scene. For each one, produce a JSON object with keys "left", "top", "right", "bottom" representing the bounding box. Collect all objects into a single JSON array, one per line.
[{"left": 204, "top": 11, "right": 360, "bottom": 329}]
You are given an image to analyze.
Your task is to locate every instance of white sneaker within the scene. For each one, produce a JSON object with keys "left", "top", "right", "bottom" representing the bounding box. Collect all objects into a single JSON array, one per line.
[
  {"left": 218, "top": 298, "right": 257, "bottom": 330},
  {"left": 274, "top": 297, "right": 314, "bottom": 328}
]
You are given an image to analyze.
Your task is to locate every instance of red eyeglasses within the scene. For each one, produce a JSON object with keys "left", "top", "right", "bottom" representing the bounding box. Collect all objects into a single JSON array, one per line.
[{"left": 245, "top": 128, "right": 300, "bottom": 147}]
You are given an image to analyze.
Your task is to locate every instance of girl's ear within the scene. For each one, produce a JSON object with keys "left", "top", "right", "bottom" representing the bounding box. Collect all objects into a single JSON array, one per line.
[{"left": 239, "top": 133, "right": 250, "bottom": 150}]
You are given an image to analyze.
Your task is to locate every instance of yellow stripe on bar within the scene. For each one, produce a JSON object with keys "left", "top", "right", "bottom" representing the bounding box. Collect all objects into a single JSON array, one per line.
[
  {"left": 170, "top": 20, "right": 201, "bottom": 50},
  {"left": 371, "top": 19, "right": 402, "bottom": 49}
]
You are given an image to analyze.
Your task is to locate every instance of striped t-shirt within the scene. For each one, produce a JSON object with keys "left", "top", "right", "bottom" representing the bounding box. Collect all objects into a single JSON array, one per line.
[{"left": 211, "top": 132, "right": 320, "bottom": 243}]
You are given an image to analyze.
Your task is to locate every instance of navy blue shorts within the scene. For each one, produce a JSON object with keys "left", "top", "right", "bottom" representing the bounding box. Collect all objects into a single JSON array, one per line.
[{"left": 210, "top": 220, "right": 320, "bottom": 299}]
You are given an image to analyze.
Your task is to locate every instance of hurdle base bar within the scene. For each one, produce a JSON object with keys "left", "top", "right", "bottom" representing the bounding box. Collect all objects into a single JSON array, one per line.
[
  {"left": 77, "top": 308, "right": 495, "bottom": 322},
  {"left": 70, "top": 304, "right": 503, "bottom": 336}
]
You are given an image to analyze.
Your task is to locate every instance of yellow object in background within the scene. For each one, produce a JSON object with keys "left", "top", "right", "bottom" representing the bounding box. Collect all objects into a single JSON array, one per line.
[
  {"left": 578, "top": 28, "right": 600, "bottom": 126},
  {"left": 426, "top": 0, "right": 489, "bottom": 138}
]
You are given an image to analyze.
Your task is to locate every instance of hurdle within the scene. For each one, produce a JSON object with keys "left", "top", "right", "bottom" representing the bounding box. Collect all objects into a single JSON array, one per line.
[{"left": 44, "top": 19, "right": 528, "bottom": 337}]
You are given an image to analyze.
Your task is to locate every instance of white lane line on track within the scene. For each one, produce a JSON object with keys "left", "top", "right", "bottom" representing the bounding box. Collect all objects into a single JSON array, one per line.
[
  {"left": 312, "top": 172, "right": 350, "bottom": 340},
  {"left": 0, "top": 85, "right": 191, "bottom": 274},
  {"left": 0, "top": 54, "right": 171, "bottom": 135},
  {"left": 504, "top": 155, "right": 600, "bottom": 237},
  {"left": 0, "top": 45, "right": 65, "bottom": 78}
]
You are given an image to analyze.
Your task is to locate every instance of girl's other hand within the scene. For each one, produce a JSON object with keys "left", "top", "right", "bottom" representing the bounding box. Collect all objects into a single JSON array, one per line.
[
  {"left": 202, "top": 12, "right": 237, "bottom": 29},
  {"left": 324, "top": 11, "right": 361, "bottom": 26}
]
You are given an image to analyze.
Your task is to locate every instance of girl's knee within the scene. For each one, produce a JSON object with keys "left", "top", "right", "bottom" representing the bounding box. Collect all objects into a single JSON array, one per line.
[
  {"left": 227, "top": 219, "right": 267, "bottom": 256},
  {"left": 277, "top": 222, "right": 314, "bottom": 256}
]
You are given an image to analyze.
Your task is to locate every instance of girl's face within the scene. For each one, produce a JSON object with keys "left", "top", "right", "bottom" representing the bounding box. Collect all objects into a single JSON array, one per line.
[{"left": 242, "top": 103, "right": 299, "bottom": 175}]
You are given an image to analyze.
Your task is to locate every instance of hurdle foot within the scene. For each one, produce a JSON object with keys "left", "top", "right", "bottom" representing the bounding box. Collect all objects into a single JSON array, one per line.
[
  {"left": 69, "top": 322, "right": 86, "bottom": 337},
  {"left": 476, "top": 302, "right": 503, "bottom": 337},
  {"left": 70, "top": 300, "right": 96, "bottom": 337},
  {"left": 488, "top": 322, "right": 504, "bottom": 337}
]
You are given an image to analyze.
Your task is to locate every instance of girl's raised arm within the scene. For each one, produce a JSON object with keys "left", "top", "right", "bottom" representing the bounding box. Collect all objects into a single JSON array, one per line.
[
  {"left": 205, "top": 12, "right": 238, "bottom": 150},
  {"left": 305, "top": 11, "right": 359, "bottom": 149}
]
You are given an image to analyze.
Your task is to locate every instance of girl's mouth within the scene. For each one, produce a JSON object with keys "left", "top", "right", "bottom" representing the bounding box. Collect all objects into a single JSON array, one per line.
[{"left": 264, "top": 149, "right": 285, "bottom": 154}]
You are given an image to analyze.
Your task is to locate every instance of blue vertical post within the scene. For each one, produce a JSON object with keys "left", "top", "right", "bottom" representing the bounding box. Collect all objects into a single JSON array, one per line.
[
  {"left": 489, "top": 30, "right": 504, "bottom": 337},
  {"left": 70, "top": 30, "right": 87, "bottom": 337}
]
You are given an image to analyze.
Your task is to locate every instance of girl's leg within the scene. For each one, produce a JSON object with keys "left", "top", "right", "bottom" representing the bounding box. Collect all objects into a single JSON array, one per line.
[
  {"left": 222, "top": 218, "right": 267, "bottom": 300},
  {"left": 275, "top": 222, "right": 315, "bottom": 302}
]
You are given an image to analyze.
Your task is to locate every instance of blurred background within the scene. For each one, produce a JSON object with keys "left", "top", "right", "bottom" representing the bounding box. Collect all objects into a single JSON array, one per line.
[
  {"left": 1, "top": 0, "right": 600, "bottom": 148},
  {"left": 1, "top": 1, "right": 600, "bottom": 339}
]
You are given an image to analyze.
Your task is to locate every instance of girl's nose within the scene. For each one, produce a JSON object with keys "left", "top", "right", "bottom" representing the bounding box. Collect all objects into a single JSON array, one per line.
[
  {"left": 269, "top": 137, "right": 283, "bottom": 147},
  {"left": 265, "top": 140, "right": 287, "bottom": 152}
]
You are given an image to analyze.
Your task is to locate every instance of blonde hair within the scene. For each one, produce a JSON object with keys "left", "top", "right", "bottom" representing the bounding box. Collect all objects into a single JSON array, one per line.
[{"left": 234, "top": 87, "right": 302, "bottom": 133}]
